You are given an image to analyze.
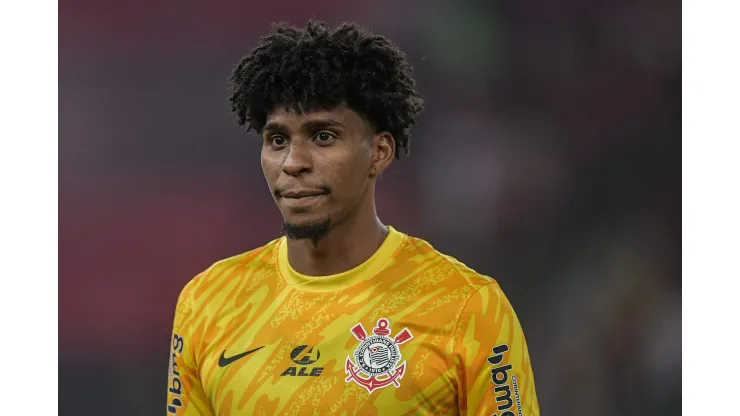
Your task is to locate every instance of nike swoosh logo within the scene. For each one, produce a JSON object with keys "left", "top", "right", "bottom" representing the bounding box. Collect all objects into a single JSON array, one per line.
[{"left": 218, "top": 346, "right": 265, "bottom": 367}]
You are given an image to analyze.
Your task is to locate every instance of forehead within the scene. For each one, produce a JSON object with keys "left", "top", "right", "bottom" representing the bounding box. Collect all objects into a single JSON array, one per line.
[{"left": 265, "top": 105, "right": 368, "bottom": 131}]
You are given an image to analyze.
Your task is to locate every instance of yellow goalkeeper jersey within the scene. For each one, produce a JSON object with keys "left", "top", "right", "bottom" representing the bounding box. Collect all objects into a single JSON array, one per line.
[{"left": 166, "top": 226, "right": 539, "bottom": 415}]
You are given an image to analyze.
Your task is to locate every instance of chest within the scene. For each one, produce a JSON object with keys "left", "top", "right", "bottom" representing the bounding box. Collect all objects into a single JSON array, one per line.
[{"left": 198, "top": 306, "right": 459, "bottom": 415}]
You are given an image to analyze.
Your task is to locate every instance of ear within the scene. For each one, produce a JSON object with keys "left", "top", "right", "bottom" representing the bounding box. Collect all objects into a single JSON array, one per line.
[{"left": 369, "top": 132, "right": 395, "bottom": 177}]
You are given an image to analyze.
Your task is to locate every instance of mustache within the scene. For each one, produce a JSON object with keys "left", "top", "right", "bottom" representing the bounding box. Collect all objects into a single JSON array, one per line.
[{"left": 274, "top": 185, "right": 332, "bottom": 197}]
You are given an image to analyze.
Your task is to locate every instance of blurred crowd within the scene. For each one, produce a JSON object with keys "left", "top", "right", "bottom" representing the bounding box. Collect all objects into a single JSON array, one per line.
[{"left": 60, "top": 0, "right": 680, "bottom": 414}]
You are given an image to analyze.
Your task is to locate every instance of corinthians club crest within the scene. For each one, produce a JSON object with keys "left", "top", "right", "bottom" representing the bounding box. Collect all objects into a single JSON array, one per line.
[{"left": 345, "top": 318, "right": 414, "bottom": 393}]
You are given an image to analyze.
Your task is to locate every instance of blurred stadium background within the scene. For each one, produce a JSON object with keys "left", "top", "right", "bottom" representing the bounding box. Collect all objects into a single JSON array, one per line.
[{"left": 59, "top": 0, "right": 680, "bottom": 414}]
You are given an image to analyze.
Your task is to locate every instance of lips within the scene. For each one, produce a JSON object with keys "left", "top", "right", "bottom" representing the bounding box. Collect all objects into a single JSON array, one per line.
[
  {"left": 279, "top": 188, "right": 328, "bottom": 209},
  {"left": 280, "top": 189, "right": 328, "bottom": 198}
]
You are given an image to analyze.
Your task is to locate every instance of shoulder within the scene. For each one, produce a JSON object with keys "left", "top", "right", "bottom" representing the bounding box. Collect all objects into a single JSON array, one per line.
[
  {"left": 175, "top": 236, "right": 284, "bottom": 306},
  {"left": 400, "top": 233, "right": 499, "bottom": 293}
]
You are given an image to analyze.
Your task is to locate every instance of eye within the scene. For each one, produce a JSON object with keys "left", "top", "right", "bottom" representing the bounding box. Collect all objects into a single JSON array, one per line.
[
  {"left": 314, "top": 131, "right": 336, "bottom": 144},
  {"left": 269, "top": 135, "right": 287, "bottom": 147}
]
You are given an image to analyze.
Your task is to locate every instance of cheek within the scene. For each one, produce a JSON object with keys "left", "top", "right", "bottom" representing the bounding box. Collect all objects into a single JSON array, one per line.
[
  {"left": 332, "top": 159, "right": 367, "bottom": 196},
  {"left": 261, "top": 155, "right": 278, "bottom": 188}
]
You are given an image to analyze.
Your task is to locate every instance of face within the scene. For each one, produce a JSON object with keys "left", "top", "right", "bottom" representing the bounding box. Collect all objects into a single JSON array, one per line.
[{"left": 261, "top": 105, "right": 395, "bottom": 239}]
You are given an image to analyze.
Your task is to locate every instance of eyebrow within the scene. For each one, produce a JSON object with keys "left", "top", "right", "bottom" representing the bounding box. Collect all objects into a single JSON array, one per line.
[{"left": 263, "top": 118, "right": 346, "bottom": 134}]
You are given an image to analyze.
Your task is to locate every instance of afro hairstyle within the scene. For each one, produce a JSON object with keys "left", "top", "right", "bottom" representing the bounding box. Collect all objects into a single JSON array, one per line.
[{"left": 228, "top": 20, "right": 424, "bottom": 158}]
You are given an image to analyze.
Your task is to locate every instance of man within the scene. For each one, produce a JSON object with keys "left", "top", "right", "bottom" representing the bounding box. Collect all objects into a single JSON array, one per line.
[{"left": 167, "top": 20, "right": 539, "bottom": 415}]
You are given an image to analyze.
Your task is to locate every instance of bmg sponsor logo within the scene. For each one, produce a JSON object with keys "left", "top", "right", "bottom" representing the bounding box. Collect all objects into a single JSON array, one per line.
[
  {"left": 167, "top": 333, "right": 185, "bottom": 414},
  {"left": 488, "top": 344, "right": 522, "bottom": 416}
]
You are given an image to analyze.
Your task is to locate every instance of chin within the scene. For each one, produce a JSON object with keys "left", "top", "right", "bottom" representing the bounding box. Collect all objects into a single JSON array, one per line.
[
  {"left": 281, "top": 216, "right": 333, "bottom": 240},
  {"left": 282, "top": 210, "right": 333, "bottom": 227},
  {"left": 282, "top": 209, "right": 325, "bottom": 223}
]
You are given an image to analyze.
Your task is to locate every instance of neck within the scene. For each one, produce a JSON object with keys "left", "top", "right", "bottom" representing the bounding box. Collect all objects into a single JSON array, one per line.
[{"left": 285, "top": 202, "right": 388, "bottom": 277}]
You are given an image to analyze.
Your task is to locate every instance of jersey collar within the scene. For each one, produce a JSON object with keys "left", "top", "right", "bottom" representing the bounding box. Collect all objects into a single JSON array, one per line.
[{"left": 277, "top": 226, "right": 405, "bottom": 291}]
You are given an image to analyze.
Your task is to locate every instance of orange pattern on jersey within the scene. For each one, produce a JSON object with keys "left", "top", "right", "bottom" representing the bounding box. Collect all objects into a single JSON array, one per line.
[{"left": 166, "top": 227, "right": 539, "bottom": 415}]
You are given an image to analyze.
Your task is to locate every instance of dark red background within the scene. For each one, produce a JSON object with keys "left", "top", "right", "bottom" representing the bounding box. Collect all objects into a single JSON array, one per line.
[{"left": 60, "top": 0, "right": 681, "bottom": 414}]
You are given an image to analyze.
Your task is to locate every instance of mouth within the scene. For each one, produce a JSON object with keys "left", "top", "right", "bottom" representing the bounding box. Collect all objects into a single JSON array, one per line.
[
  {"left": 277, "top": 188, "right": 330, "bottom": 210},
  {"left": 279, "top": 188, "right": 330, "bottom": 199}
]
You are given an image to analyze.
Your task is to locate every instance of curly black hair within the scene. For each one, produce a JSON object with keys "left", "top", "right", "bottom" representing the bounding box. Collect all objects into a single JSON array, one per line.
[{"left": 229, "top": 20, "right": 424, "bottom": 158}]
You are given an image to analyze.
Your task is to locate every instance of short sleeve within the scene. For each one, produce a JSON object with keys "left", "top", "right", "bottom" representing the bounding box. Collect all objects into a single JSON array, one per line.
[
  {"left": 454, "top": 282, "right": 540, "bottom": 416},
  {"left": 166, "top": 281, "right": 214, "bottom": 415}
]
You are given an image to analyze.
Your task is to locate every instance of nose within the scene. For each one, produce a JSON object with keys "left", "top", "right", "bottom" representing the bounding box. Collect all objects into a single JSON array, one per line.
[{"left": 281, "top": 141, "right": 312, "bottom": 177}]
